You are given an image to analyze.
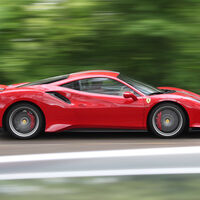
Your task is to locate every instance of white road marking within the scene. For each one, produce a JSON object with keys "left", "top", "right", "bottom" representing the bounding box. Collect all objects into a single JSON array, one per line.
[
  {"left": 0, "top": 168, "right": 200, "bottom": 180},
  {"left": 0, "top": 146, "right": 200, "bottom": 163}
]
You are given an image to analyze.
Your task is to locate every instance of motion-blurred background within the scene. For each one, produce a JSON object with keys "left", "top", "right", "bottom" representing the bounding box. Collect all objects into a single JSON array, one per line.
[
  {"left": 1, "top": 1, "right": 200, "bottom": 198},
  {"left": 0, "top": 0, "right": 200, "bottom": 92}
]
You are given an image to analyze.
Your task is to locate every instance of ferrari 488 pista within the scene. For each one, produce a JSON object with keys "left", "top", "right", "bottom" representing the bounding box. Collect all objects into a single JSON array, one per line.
[{"left": 0, "top": 70, "right": 199, "bottom": 139}]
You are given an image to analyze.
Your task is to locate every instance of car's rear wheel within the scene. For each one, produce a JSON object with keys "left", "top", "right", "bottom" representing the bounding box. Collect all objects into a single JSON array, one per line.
[
  {"left": 148, "top": 103, "right": 187, "bottom": 138},
  {"left": 5, "top": 103, "right": 44, "bottom": 139}
]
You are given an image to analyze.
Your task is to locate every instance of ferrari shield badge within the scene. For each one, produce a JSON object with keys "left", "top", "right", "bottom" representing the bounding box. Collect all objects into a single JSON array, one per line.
[{"left": 146, "top": 98, "right": 151, "bottom": 104}]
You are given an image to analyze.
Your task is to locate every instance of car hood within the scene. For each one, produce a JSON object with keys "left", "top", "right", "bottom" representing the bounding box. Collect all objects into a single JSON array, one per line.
[{"left": 158, "top": 87, "right": 200, "bottom": 101}]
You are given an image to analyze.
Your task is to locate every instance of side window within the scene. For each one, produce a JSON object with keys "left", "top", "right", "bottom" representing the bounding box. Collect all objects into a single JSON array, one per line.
[
  {"left": 63, "top": 81, "right": 80, "bottom": 90},
  {"left": 62, "top": 78, "right": 138, "bottom": 96}
]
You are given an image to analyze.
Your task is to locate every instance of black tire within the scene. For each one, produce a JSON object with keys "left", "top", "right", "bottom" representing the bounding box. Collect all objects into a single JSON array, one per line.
[
  {"left": 5, "top": 103, "right": 44, "bottom": 139},
  {"left": 148, "top": 103, "right": 188, "bottom": 138}
]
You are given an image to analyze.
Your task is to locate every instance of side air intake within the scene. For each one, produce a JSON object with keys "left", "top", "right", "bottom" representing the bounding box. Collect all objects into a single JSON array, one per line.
[{"left": 46, "top": 92, "right": 71, "bottom": 104}]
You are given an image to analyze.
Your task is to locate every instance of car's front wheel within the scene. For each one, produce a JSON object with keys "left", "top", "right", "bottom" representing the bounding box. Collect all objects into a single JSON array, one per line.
[
  {"left": 5, "top": 103, "right": 44, "bottom": 139},
  {"left": 148, "top": 103, "right": 187, "bottom": 138}
]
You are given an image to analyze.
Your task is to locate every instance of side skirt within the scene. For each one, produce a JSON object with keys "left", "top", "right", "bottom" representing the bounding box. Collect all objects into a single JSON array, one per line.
[
  {"left": 190, "top": 128, "right": 200, "bottom": 132},
  {"left": 65, "top": 128, "right": 148, "bottom": 133}
]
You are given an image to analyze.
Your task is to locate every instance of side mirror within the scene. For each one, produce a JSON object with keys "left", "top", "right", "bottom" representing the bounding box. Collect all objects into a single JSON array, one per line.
[{"left": 123, "top": 91, "right": 138, "bottom": 101}]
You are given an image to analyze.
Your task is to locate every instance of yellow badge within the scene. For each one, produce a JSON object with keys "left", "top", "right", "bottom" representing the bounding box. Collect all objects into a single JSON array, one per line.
[{"left": 146, "top": 98, "right": 151, "bottom": 104}]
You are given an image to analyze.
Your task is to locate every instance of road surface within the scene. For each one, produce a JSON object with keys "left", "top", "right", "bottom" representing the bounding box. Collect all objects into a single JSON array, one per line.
[
  {"left": 0, "top": 131, "right": 200, "bottom": 180},
  {"left": 0, "top": 130, "right": 200, "bottom": 155},
  {"left": 0, "top": 146, "right": 200, "bottom": 180}
]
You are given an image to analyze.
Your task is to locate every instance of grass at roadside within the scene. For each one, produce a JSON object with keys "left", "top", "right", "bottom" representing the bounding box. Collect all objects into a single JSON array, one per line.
[{"left": 0, "top": 175, "right": 200, "bottom": 200}]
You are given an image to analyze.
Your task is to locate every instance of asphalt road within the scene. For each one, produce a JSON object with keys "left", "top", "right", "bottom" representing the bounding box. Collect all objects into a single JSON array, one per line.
[
  {"left": 1, "top": 146, "right": 200, "bottom": 180},
  {"left": 1, "top": 130, "right": 200, "bottom": 155},
  {"left": 1, "top": 131, "right": 200, "bottom": 180}
]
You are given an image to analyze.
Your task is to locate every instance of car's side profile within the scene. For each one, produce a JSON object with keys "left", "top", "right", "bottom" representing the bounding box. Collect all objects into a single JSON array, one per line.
[{"left": 0, "top": 70, "right": 200, "bottom": 139}]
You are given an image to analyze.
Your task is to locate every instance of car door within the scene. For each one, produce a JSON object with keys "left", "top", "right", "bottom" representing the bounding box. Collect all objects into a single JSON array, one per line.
[{"left": 62, "top": 77, "right": 145, "bottom": 129}]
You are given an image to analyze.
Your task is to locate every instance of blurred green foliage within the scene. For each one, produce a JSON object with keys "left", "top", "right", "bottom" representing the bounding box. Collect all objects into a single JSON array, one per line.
[
  {"left": 0, "top": 0, "right": 200, "bottom": 92},
  {"left": 1, "top": 175, "right": 200, "bottom": 200}
]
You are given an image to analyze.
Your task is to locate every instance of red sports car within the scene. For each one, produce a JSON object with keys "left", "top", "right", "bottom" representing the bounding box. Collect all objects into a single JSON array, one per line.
[{"left": 0, "top": 70, "right": 199, "bottom": 139}]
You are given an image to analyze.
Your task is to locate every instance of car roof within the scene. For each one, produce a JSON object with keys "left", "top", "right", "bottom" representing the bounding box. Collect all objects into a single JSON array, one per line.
[{"left": 68, "top": 70, "right": 120, "bottom": 79}]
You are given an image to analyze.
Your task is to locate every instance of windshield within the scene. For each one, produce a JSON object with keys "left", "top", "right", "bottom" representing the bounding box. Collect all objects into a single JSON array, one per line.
[
  {"left": 18, "top": 75, "right": 69, "bottom": 87},
  {"left": 118, "top": 74, "right": 163, "bottom": 95}
]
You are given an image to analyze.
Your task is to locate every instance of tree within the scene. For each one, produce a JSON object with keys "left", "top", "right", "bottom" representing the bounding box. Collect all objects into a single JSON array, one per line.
[{"left": 0, "top": 0, "right": 199, "bottom": 93}]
